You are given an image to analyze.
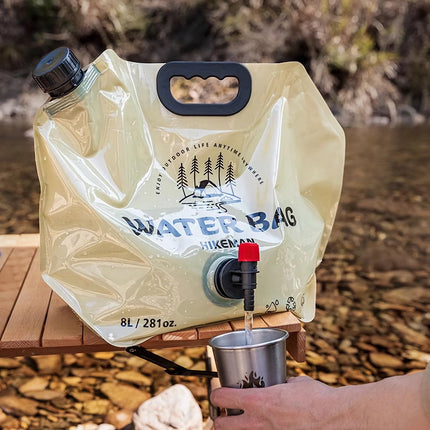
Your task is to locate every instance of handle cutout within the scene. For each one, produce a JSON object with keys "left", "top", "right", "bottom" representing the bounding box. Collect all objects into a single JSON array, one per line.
[
  {"left": 170, "top": 76, "right": 239, "bottom": 105},
  {"left": 157, "top": 61, "right": 252, "bottom": 116}
]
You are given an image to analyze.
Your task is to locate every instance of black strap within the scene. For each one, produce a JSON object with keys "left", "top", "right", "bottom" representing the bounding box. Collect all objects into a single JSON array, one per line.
[
  {"left": 156, "top": 61, "right": 252, "bottom": 116},
  {"left": 126, "top": 345, "right": 218, "bottom": 378}
]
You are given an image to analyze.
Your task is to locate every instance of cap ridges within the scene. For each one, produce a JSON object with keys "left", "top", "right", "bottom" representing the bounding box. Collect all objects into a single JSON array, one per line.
[{"left": 32, "top": 47, "right": 84, "bottom": 98}]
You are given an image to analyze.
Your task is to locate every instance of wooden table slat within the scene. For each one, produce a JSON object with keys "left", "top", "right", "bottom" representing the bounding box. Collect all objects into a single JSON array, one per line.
[
  {"left": 0, "top": 249, "right": 52, "bottom": 349},
  {"left": 0, "top": 247, "right": 37, "bottom": 338},
  {"left": 260, "top": 311, "right": 302, "bottom": 333},
  {"left": 286, "top": 327, "right": 306, "bottom": 362},
  {"left": 162, "top": 327, "right": 197, "bottom": 342},
  {"left": 0, "top": 234, "right": 40, "bottom": 247},
  {"left": 83, "top": 325, "right": 109, "bottom": 346},
  {"left": 197, "top": 321, "right": 233, "bottom": 339},
  {"left": 0, "top": 247, "right": 13, "bottom": 271},
  {"left": 42, "top": 293, "right": 84, "bottom": 348}
]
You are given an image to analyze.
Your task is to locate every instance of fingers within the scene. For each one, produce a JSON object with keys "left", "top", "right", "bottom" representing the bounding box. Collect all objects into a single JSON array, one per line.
[
  {"left": 213, "top": 414, "right": 252, "bottom": 430},
  {"left": 286, "top": 375, "right": 312, "bottom": 384},
  {"left": 210, "top": 387, "right": 254, "bottom": 410}
]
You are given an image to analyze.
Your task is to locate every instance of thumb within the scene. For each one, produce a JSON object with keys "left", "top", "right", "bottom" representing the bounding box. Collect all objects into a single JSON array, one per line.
[{"left": 210, "top": 387, "right": 254, "bottom": 410}]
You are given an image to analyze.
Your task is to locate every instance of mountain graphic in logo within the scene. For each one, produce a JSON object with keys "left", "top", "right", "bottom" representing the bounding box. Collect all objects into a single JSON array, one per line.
[{"left": 177, "top": 153, "right": 241, "bottom": 212}]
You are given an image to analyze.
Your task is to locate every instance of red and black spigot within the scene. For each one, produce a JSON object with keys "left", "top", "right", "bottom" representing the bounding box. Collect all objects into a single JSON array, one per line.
[{"left": 213, "top": 243, "right": 260, "bottom": 312}]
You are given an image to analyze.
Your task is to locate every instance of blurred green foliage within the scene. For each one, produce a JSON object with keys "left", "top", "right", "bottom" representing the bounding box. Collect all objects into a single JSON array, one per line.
[{"left": 1, "top": 0, "right": 429, "bottom": 122}]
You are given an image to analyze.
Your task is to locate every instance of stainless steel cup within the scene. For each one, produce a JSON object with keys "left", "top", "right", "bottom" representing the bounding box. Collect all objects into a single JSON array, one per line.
[{"left": 209, "top": 328, "right": 289, "bottom": 415}]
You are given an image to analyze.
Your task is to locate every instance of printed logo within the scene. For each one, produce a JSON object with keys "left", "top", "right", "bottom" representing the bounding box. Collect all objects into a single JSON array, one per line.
[
  {"left": 286, "top": 296, "right": 297, "bottom": 311},
  {"left": 240, "top": 371, "right": 265, "bottom": 388},
  {"left": 177, "top": 153, "right": 241, "bottom": 213},
  {"left": 265, "top": 299, "right": 280, "bottom": 313},
  {"left": 121, "top": 142, "right": 298, "bottom": 250}
]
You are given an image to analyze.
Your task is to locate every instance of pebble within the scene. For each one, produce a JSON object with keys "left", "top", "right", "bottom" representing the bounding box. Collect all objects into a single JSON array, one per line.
[
  {"left": 191, "top": 360, "right": 207, "bottom": 371},
  {"left": 70, "top": 424, "right": 115, "bottom": 430},
  {"left": 185, "top": 347, "right": 206, "bottom": 360},
  {"left": 369, "top": 352, "right": 404, "bottom": 369},
  {"left": 0, "top": 358, "right": 21, "bottom": 369},
  {"left": 391, "top": 322, "right": 429, "bottom": 346},
  {"left": 62, "top": 376, "right": 82, "bottom": 386},
  {"left": 403, "top": 350, "right": 430, "bottom": 362},
  {"left": 32, "top": 355, "right": 62, "bottom": 375},
  {"left": 51, "top": 397, "right": 74, "bottom": 409},
  {"left": 18, "top": 377, "right": 49, "bottom": 393},
  {"left": 82, "top": 399, "right": 111, "bottom": 415},
  {"left": 2, "top": 416, "right": 21, "bottom": 429},
  {"left": 306, "top": 350, "right": 326, "bottom": 366},
  {"left": 317, "top": 372, "right": 338, "bottom": 384},
  {"left": 342, "top": 368, "right": 373, "bottom": 383},
  {"left": 70, "top": 391, "right": 94, "bottom": 402},
  {"left": 0, "top": 396, "right": 39, "bottom": 416},
  {"left": 133, "top": 384, "right": 202, "bottom": 430},
  {"left": 126, "top": 356, "right": 146, "bottom": 368},
  {"left": 100, "top": 382, "right": 151, "bottom": 410},
  {"left": 92, "top": 352, "right": 115, "bottom": 360},
  {"left": 385, "top": 286, "right": 429, "bottom": 304},
  {"left": 115, "top": 370, "right": 152, "bottom": 386},
  {"left": 174, "top": 355, "right": 194, "bottom": 369},
  {"left": 23, "top": 390, "right": 64, "bottom": 401},
  {"left": 0, "top": 410, "right": 7, "bottom": 424},
  {"left": 105, "top": 409, "right": 134, "bottom": 428}
]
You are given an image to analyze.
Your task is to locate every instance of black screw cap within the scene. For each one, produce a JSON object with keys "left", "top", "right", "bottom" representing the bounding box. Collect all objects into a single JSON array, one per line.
[{"left": 32, "top": 47, "right": 84, "bottom": 98}]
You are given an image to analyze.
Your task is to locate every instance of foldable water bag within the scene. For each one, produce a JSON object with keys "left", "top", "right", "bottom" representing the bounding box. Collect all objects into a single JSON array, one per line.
[{"left": 32, "top": 47, "right": 345, "bottom": 347}]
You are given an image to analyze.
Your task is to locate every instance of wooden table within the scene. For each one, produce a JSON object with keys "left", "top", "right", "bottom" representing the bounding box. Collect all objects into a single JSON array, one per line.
[{"left": 0, "top": 234, "right": 306, "bottom": 361}]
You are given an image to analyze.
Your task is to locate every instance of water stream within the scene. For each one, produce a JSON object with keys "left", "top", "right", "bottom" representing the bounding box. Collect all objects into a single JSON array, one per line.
[{"left": 244, "top": 310, "right": 254, "bottom": 345}]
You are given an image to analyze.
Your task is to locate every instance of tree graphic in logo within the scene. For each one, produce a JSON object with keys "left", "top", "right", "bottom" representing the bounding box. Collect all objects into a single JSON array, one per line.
[
  {"left": 204, "top": 156, "right": 213, "bottom": 180},
  {"left": 177, "top": 155, "right": 241, "bottom": 212},
  {"left": 215, "top": 152, "right": 224, "bottom": 187},
  {"left": 177, "top": 163, "right": 188, "bottom": 198},
  {"left": 190, "top": 155, "right": 199, "bottom": 188},
  {"left": 225, "top": 161, "right": 236, "bottom": 195}
]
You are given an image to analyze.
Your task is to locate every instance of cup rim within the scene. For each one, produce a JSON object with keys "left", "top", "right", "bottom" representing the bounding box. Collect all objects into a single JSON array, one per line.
[{"left": 208, "top": 327, "right": 289, "bottom": 350}]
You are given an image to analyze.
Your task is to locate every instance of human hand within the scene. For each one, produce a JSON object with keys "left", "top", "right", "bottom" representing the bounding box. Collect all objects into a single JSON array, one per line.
[
  {"left": 211, "top": 371, "right": 430, "bottom": 430},
  {"left": 210, "top": 375, "right": 336, "bottom": 430}
]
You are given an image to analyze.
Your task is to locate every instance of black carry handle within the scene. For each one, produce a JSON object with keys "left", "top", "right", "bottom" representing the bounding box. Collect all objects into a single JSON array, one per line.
[
  {"left": 156, "top": 61, "right": 252, "bottom": 116},
  {"left": 126, "top": 346, "right": 218, "bottom": 378}
]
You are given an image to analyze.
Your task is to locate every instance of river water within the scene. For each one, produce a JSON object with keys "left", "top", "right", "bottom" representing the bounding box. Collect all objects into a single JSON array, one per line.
[
  {"left": 0, "top": 123, "right": 429, "bottom": 274},
  {"left": 331, "top": 125, "right": 429, "bottom": 273}
]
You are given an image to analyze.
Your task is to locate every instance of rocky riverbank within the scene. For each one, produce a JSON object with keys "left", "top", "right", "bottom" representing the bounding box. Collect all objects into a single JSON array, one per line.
[
  {"left": 0, "top": 348, "right": 212, "bottom": 429},
  {"left": 1, "top": 0, "right": 429, "bottom": 127}
]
